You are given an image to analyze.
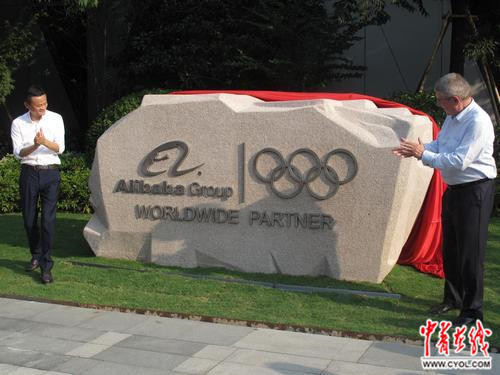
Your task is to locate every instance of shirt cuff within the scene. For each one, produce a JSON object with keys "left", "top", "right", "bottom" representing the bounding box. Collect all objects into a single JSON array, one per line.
[
  {"left": 421, "top": 150, "right": 435, "bottom": 167},
  {"left": 57, "top": 143, "right": 65, "bottom": 155}
]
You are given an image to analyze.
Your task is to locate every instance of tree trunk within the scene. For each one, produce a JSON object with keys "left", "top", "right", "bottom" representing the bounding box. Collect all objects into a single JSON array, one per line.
[{"left": 449, "top": 0, "right": 469, "bottom": 74}]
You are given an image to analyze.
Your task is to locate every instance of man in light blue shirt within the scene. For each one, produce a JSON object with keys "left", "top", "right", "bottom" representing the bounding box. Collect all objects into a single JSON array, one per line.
[{"left": 393, "top": 73, "right": 496, "bottom": 327}]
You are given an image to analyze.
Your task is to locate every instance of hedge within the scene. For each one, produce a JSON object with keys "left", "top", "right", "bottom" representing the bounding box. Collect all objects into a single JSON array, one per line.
[
  {"left": 0, "top": 153, "right": 91, "bottom": 214},
  {"left": 389, "top": 91, "right": 446, "bottom": 126},
  {"left": 85, "top": 88, "right": 176, "bottom": 161}
]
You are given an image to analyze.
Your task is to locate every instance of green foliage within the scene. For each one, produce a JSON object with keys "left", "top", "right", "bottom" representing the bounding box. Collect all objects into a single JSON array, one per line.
[
  {"left": 466, "top": 2, "right": 499, "bottom": 78},
  {"left": 58, "top": 153, "right": 92, "bottom": 213},
  {"left": 495, "top": 183, "right": 500, "bottom": 217},
  {"left": 85, "top": 88, "right": 175, "bottom": 161},
  {"left": 0, "top": 155, "right": 20, "bottom": 213},
  {"left": 389, "top": 91, "right": 446, "bottom": 126},
  {"left": 0, "top": 15, "right": 40, "bottom": 103},
  {"left": 0, "top": 63, "right": 13, "bottom": 105},
  {"left": 0, "top": 153, "right": 91, "bottom": 214},
  {"left": 119, "top": 0, "right": 427, "bottom": 91},
  {"left": 69, "top": 0, "right": 99, "bottom": 10}
]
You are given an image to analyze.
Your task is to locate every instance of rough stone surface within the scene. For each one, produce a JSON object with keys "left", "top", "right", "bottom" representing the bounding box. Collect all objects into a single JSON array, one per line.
[{"left": 84, "top": 94, "right": 433, "bottom": 282}]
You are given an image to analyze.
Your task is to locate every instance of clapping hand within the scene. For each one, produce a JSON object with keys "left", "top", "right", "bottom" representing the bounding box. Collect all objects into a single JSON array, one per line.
[{"left": 34, "top": 129, "right": 46, "bottom": 147}]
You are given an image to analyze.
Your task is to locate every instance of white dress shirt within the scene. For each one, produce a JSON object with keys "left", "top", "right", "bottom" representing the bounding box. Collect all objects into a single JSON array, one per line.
[
  {"left": 11, "top": 110, "right": 65, "bottom": 165},
  {"left": 421, "top": 100, "right": 497, "bottom": 185}
]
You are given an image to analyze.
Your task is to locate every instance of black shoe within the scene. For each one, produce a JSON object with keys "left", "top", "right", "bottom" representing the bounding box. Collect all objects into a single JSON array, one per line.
[
  {"left": 452, "top": 316, "right": 479, "bottom": 327},
  {"left": 429, "top": 303, "right": 459, "bottom": 315},
  {"left": 25, "top": 258, "right": 39, "bottom": 272},
  {"left": 41, "top": 270, "right": 53, "bottom": 284}
]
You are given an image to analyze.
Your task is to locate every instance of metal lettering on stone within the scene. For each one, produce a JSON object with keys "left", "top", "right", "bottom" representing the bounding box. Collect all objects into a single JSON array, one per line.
[
  {"left": 84, "top": 94, "right": 435, "bottom": 283},
  {"left": 253, "top": 147, "right": 358, "bottom": 200},
  {"left": 141, "top": 140, "right": 204, "bottom": 177}
]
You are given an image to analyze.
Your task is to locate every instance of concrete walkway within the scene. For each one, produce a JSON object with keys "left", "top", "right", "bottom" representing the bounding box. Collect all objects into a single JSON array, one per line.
[{"left": 0, "top": 297, "right": 497, "bottom": 375}]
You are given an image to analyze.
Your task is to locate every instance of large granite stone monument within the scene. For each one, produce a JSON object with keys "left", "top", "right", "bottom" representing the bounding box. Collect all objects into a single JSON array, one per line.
[{"left": 84, "top": 94, "right": 433, "bottom": 282}]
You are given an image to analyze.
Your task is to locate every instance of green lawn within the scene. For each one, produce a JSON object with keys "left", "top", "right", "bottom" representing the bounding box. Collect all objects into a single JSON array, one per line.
[{"left": 0, "top": 213, "right": 499, "bottom": 347}]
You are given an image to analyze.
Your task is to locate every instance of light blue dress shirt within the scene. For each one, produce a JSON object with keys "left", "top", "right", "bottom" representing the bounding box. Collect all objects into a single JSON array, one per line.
[{"left": 421, "top": 100, "right": 497, "bottom": 185}]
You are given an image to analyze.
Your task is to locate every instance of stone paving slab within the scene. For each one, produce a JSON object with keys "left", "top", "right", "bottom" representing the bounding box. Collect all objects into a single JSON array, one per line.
[
  {"left": 116, "top": 334, "right": 206, "bottom": 356},
  {"left": 28, "top": 305, "right": 101, "bottom": 327},
  {"left": 23, "top": 353, "right": 72, "bottom": 371},
  {"left": 88, "top": 332, "right": 130, "bottom": 346},
  {"left": 224, "top": 348, "right": 330, "bottom": 374},
  {"left": 205, "top": 362, "right": 309, "bottom": 375},
  {"left": 78, "top": 361, "right": 179, "bottom": 375},
  {"left": 0, "top": 317, "right": 36, "bottom": 333},
  {"left": 0, "top": 330, "right": 15, "bottom": 341},
  {"left": 19, "top": 322, "right": 104, "bottom": 343},
  {"left": 0, "top": 346, "right": 44, "bottom": 367},
  {"left": 76, "top": 311, "right": 149, "bottom": 332},
  {"left": 93, "top": 346, "right": 188, "bottom": 370},
  {"left": 233, "top": 328, "right": 372, "bottom": 361},
  {"left": 0, "top": 299, "right": 55, "bottom": 320},
  {"left": 358, "top": 341, "right": 426, "bottom": 371},
  {"left": 0, "top": 298, "right": 498, "bottom": 375},
  {"left": 66, "top": 343, "right": 110, "bottom": 358},
  {"left": 0, "top": 364, "right": 17, "bottom": 374},
  {"left": 173, "top": 357, "right": 220, "bottom": 374},
  {"left": 0, "top": 332, "right": 83, "bottom": 355},
  {"left": 125, "top": 317, "right": 254, "bottom": 346},
  {"left": 324, "top": 360, "right": 436, "bottom": 375},
  {"left": 192, "top": 345, "right": 236, "bottom": 361},
  {"left": 5, "top": 368, "right": 47, "bottom": 375},
  {"left": 52, "top": 358, "right": 103, "bottom": 374}
]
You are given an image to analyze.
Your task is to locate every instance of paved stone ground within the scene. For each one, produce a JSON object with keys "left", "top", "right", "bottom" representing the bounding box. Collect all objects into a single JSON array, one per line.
[{"left": 0, "top": 297, "right": 498, "bottom": 375}]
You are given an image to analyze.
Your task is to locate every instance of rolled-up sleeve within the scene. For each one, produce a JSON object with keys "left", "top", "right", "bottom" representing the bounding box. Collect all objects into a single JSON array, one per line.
[
  {"left": 10, "top": 120, "right": 23, "bottom": 158},
  {"left": 54, "top": 114, "right": 65, "bottom": 155}
]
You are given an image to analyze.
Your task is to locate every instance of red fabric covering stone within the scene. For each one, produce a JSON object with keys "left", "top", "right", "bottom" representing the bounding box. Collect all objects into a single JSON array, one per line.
[{"left": 171, "top": 90, "right": 445, "bottom": 278}]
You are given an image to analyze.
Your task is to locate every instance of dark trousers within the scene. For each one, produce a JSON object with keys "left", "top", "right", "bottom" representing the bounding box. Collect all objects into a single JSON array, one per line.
[
  {"left": 19, "top": 165, "right": 60, "bottom": 271},
  {"left": 441, "top": 179, "right": 495, "bottom": 320}
]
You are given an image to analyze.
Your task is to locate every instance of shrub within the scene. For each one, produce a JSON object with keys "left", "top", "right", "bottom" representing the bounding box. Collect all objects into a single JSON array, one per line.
[
  {"left": 58, "top": 152, "right": 92, "bottom": 213},
  {"left": 389, "top": 91, "right": 446, "bottom": 127},
  {"left": 0, "top": 154, "right": 20, "bottom": 213},
  {"left": 0, "top": 153, "right": 91, "bottom": 214},
  {"left": 85, "top": 88, "right": 176, "bottom": 161}
]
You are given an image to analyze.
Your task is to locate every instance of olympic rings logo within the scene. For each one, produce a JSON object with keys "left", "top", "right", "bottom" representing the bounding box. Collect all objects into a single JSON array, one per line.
[{"left": 253, "top": 148, "right": 358, "bottom": 200}]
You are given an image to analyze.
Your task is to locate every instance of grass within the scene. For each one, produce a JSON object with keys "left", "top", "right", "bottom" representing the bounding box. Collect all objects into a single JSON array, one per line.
[{"left": 0, "top": 213, "right": 499, "bottom": 347}]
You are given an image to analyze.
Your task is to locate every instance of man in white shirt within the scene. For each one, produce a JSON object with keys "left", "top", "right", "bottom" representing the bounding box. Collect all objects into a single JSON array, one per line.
[
  {"left": 393, "top": 73, "right": 497, "bottom": 326},
  {"left": 11, "top": 85, "right": 65, "bottom": 284}
]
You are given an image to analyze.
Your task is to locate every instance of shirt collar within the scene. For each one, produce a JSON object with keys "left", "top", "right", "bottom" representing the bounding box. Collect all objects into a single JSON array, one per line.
[
  {"left": 453, "top": 99, "right": 475, "bottom": 122},
  {"left": 26, "top": 111, "right": 46, "bottom": 124}
]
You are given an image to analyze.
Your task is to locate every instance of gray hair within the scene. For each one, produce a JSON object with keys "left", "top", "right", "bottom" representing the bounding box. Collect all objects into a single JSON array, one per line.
[{"left": 434, "top": 73, "right": 471, "bottom": 99}]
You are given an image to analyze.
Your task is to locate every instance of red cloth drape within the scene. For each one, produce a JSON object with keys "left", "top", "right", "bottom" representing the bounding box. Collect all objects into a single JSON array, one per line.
[{"left": 171, "top": 90, "right": 446, "bottom": 278}]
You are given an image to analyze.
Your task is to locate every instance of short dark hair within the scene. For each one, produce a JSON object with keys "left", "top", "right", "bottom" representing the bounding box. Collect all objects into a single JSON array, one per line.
[{"left": 26, "top": 85, "right": 46, "bottom": 102}]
